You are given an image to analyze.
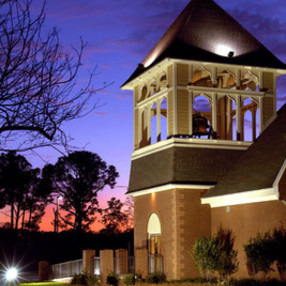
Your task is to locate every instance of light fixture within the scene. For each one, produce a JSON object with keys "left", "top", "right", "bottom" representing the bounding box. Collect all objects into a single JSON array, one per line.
[
  {"left": 215, "top": 44, "right": 234, "bottom": 57},
  {"left": 5, "top": 267, "right": 18, "bottom": 282}
]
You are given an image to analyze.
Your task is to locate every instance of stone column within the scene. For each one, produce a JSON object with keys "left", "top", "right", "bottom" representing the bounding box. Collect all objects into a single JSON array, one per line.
[
  {"left": 100, "top": 249, "right": 114, "bottom": 285},
  {"left": 38, "top": 261, "right": 50, "bottom": 281},
  {"left": 83, "top": 249, "right": 96, "bottom": 275},
  {"left": 135, "top": 249, "right": 148, "bottom": 278},
  {"left": 115, "top": 249, "right": 128, "bottom": 275}
]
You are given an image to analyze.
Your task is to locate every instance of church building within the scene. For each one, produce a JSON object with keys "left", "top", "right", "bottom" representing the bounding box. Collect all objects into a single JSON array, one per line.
[{"left": 121, "top": 0, "right": 286, "bottom": 279}]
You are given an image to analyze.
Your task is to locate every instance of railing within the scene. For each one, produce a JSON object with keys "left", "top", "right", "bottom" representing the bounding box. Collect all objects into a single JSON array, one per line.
[
  {"left": 51, "top": 258, "right": 83, "bottom": 279},
  {"left": 51, "top": 255, "right": 134, "bottom": 279},
  {"left": 148, "top": 255, "right": 163, "bottom": 274}
]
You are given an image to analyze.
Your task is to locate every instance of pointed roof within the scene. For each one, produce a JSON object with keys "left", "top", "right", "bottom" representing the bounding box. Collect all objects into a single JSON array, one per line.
[
  {"left": 122, "top": 0, "right": 286, "bottom": 87},
  {"left": 203, "top": 104, "right": 286, "bottom": 199}
]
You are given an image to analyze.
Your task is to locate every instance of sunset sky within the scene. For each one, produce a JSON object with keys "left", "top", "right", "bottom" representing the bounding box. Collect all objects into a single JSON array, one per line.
[{"left": 1, "top": 0, "right": 286, "bottom": 231}]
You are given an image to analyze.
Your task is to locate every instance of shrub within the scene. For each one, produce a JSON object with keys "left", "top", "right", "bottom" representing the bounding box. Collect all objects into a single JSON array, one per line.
[
  {"left": 272, "top": 225, "right": 286, "bottom": 281},
  {"left": 244, "top": 232, "right": 275, "bottom": 279},
  {"left": 191, "top": 235, "right": 221, "bottom": 280},
  {"left": 123, "top": 273, "right": 135, "bottom": 285},
  {"left": 191, "top": 227, "right": 238, "bottom": 281},
  {"left": 70, "top": 272, "right": 100, "bottom": 286},
  {"left": 216, "top": 227, "right": 239, "bottom": 281},
  {"left": 71, "top": 273, "right": 88, "bottom": 285},
  {"left": 146, "top": 272, "right": 166, "bottom": 284},
  {"left": 106, "top": 272, "right": 119, "bottom": 286}
]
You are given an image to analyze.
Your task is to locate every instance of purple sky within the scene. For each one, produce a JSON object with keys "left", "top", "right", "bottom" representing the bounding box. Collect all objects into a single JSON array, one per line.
[{"left": 1, "top": 0, "right": 286, "bottom": 231}]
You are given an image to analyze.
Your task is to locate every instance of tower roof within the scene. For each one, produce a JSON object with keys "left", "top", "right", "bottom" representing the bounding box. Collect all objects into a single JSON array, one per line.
[{"left": 123, "top": 0, "right": 286, "bottom": 87}]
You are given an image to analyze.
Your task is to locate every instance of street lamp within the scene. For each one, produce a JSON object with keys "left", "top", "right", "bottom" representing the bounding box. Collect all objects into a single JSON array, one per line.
[{"left": 54, "top": 196, "right": 63, "bottom": 233}]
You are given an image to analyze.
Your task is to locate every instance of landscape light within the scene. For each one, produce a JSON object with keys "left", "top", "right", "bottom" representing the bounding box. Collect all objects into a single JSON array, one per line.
[{"left": 5, "top": 267, "right": 18, "bottom": 282}]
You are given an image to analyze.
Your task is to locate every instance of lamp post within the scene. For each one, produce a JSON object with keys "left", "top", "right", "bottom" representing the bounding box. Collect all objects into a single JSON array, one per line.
[{"left": 54, "top": 195, "right": 63, "bottom": 233}]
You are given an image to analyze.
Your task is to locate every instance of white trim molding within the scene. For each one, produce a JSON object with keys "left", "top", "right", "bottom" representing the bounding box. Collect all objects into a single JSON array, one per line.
[
  {"left": 132, "top": 137, "right": 251, "bottom": 160},
  {"left": 127, "top": 183, "right": 213, "bottom": 198},
  {"left": 201, "top": 188, "right": 278, "bottom": 208}
]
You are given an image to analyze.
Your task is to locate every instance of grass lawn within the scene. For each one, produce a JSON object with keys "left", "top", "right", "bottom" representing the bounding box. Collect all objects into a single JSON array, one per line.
[{"left": 20, "top": 283, "right": 69, "bottom": 286}]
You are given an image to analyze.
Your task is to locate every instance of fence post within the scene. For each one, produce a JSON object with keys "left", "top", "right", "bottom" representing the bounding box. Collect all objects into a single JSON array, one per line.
[
  {"left": 100, "top": 249, "right": 114, "bottom": 285},
  {"left": 115, "top": 249, "right": 128, "bottom": 275},
  {"left": 135, "top": 249, "right": 148, "bottom": 278},
  {"left": 83, "top": 249, "right": 96, "bottom": 275},
  {"left": 38, "top": 261, "right": 50, "bottom": 281}
]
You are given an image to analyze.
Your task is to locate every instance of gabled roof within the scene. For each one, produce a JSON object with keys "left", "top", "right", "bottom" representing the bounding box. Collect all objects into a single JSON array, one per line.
[
  {"left": 204, "top": 104, "right": 286, "bottom": 199},
  {"left": 122, "top": 0, "right": 286, "bottom": 87}
]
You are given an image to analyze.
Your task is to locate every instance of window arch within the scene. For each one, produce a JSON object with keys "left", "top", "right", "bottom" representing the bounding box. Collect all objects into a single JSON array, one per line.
[{"left": 147, "top": 213, "right": 161, "bottom": 235}]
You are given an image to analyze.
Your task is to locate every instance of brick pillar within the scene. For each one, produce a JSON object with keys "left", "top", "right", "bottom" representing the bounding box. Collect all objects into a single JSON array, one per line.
[
  {"left": 115, "top": 249, "right": 128, "bottom": 275},
  {"left": 83, "top": 249, "right": 96, "bottom": 275},
  {"left": 135, "top": 249, "right": 148, "bottom": 278},
  {"left": 38, "top": 261, "right": 50, "bottom": 281},
  {"left": 100, "top": 249, "right": 114, "bottom": 285}
]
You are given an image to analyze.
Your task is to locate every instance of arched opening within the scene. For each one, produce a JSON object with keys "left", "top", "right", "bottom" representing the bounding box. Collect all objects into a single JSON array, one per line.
[
  {"left": 243, "top": 110, "right": 252, "bottom": 141},
  {"left": 147, "top": 213, "right": 162, "bottom": 273},
  {"left": 232, "top": 115, "right": 237, "bottom": 141},
  {"left": 192, "top": 95, "right": 212, "bottom": 138},
  {"left": 150, "top": 79, "right": 157, "bottom": 96},
  {"left": 159, "top": 74, "right": 167, "bottom": 90},
  {"left": 151, "top": 103, "right": 157, "bottom": 144},
  {"left": 191, "top": 69, "right": 213, "bottom": 87},
  {"left": 232, "top": 100, "right": 237, "bottom": 140},
  {"left": 140, "top": 109, "right": 148, "bottom": 147},
  {"left": 160, "top": 98, "right": 167, "bottom": 140},
  {"left": 140, "top": 85, "right": 148, "bottom": 102},
  {"left": 241, "top": 72, "right": 258, "bottom": 91},
  {"left": 256, "top": 108, "right": 260, "bottom": 139}
]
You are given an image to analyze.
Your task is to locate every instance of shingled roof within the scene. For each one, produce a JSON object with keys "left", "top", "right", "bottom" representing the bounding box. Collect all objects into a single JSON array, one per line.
[
  {"left": 123, "top": 0, "right": 286, "bottom": 87},
  {"left": 204, "top": 104, "right": 286, "bottom": 199},
  {"left": 127, "top": 146, "right": 244, "bottom": 194}
]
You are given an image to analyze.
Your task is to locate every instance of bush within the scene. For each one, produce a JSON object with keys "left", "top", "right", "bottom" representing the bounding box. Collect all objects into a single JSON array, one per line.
[
  {"left": 244, "top": 232, "right": 275, "bottom": 279},
  {"left": 71, "top": 273, "right": 88, "bottom": 285},
  {"left": 216, "top": 227, "right": 239, "bottom": 281},
  {"left": 191, "top": 227, "right": 238, "bottom": 281},
  {"left": 146, "top": 272, "right": 166, "bottom": 284},
  {"left": 106, "top": 273, "right": 119, "bottom": 286},
  {"left": 272, "top": 225, "right": 286, "bottom": 281},
  {"left": 123, "top": 273, "right": 135, "bottom": 285},
  {"left": 70, "top": 272, "right": 100, "bottom": 286}
]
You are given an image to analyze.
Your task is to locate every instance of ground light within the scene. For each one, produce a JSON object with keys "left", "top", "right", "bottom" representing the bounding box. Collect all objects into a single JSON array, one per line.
[{"left": 5, "top": 267, "right": 18, "bottom": 282}]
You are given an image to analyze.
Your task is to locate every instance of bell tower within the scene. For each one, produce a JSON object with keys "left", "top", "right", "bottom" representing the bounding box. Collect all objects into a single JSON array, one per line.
[{"left": 121, "top": 0, "right": 286, "bottom": 280}]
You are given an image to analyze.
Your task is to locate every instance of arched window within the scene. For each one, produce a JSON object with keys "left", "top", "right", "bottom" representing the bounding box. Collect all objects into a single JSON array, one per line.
[{"left": 147, "top": 213, "right": 162, "bottom": 255}]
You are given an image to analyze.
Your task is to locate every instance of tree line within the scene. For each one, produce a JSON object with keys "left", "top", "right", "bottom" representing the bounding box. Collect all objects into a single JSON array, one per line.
[{"left": 0, "top": 150, "right": 133, "bottom": 233}]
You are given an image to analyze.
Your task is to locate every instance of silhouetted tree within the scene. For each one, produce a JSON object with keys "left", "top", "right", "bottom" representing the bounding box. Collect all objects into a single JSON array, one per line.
[
  {"left": 123, "top": 197, "right": 134, "bottom": 231},
  {"left": 46, "top": 151, "right": 119, "bottom": 232},
  {"left": 0, "top": 151, "right": 52, "bottom": 230},
  {"left": 101, "top": 197, "right": 128, "bottom": 234},
  {"left": 0, "top": 0, "right": 99, "bottom": 152}
]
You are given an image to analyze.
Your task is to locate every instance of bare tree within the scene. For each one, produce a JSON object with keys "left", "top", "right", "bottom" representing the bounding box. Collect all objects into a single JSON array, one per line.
[{"left": 0, "top": 0, "right": 99, "bottom": 152}]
